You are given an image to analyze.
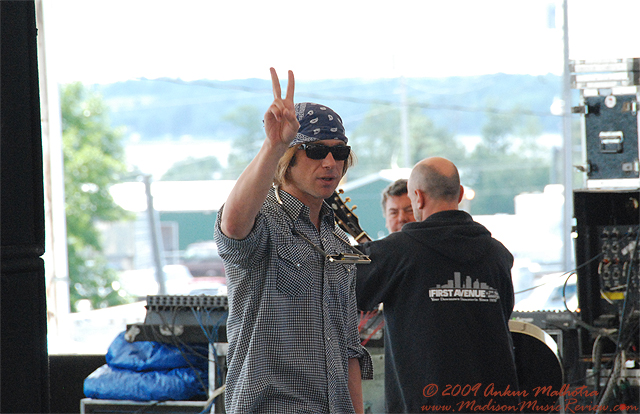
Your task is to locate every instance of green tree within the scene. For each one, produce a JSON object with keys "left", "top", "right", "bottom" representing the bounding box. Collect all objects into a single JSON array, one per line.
[
  {"left": 349, "top": 104, "right": 464, "bottom": 179},
  {"left": 463, "top": 105, "right": 550, "bottom": 215},
  {"left": 221, "top": 105, "right": 265, "bottom": 178},
  {"left": 61, "top": 82, "right": 133, "bottom": 311},
  {"left": 161, "top": 156, "right": 223, "bottom": 181}
]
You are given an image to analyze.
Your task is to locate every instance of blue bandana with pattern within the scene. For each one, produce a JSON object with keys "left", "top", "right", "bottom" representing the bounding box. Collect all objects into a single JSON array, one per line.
[{"left": 290, "top": 102, "right": 348, "bottom": 147}]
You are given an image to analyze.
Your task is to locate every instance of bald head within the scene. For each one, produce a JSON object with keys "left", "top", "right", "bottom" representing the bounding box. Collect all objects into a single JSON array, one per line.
[{"left": 408, "top": 157, "right": 463, "bottom": 221}]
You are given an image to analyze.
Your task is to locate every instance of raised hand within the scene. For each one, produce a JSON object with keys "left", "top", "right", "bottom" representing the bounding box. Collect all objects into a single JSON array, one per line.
[
  {"left": 264, "top": 68, "right": 299, "bottom": 147},
  {"left": 220, "top": 68, "right": 300, "bottom": 240}
]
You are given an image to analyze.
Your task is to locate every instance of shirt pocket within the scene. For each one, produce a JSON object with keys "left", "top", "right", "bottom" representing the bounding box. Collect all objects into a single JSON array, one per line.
[{"left": 275, "top": 241, "right": 318, "bottom": 297}]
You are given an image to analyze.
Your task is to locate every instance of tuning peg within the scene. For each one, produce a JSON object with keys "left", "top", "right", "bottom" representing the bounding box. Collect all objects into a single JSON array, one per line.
[
  {"left": 352, "top": 205, "right": 357, "bottom": 210},
  {"left": 345, "top": 197, "right": 351, "bottom": 203}
]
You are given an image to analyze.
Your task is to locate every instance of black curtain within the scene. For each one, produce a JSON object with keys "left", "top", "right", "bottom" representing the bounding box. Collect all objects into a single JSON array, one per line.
[{"left": 1, "top": 1, "right": 50, "bottom": 412}]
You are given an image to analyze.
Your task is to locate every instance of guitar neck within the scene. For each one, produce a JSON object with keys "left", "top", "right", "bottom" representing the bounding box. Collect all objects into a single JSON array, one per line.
[
  {"left": 326, "top": 191, "right": 373, "bottom": 244},
  {"left": 338, "top": 219, "right": 373, "bottom": 243}
]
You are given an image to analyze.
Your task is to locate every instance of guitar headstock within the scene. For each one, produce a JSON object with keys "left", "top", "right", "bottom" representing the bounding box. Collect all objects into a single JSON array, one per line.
[{"left": 325, "top": 190, "right": 373, "bottom": 243}]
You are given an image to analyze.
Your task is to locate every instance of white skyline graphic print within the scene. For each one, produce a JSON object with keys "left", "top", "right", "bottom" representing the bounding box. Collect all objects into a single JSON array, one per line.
[{"left": 429, "top": 272, "right": 500, "bottom": 303}]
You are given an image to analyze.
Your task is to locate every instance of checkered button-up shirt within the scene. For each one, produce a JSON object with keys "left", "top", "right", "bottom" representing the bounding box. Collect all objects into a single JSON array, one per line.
[{"left": 214, "top": 188, "right": 373, "bottom": 414}]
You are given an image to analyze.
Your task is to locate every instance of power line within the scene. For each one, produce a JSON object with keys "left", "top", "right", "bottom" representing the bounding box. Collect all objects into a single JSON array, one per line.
[{"left": 144, "top": 77, "right": 561, "bottom": 119}]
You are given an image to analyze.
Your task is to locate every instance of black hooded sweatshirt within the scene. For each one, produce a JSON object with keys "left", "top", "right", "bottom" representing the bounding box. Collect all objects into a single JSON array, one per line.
[{"left": 357, "top": 210, "right": 520, "bottom": 413}]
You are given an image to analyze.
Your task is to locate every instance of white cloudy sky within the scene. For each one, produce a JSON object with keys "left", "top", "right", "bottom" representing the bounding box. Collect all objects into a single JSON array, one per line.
[{"left": 40, "top": 0, "right": 640, "bottom": 84}]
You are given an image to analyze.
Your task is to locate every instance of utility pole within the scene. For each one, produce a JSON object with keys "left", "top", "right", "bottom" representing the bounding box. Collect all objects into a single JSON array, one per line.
[
  {"left": 561, "top": 0, "right": 575, "bottom": 272},
  {"left": 36, "top": 0, "right": 71, "bottom": 331},
  {"left": 400, "top": 76, "right": 411, "bottom": 168},
  {"left": 142, "top": 175, "right": 167, "bottom": 295}
]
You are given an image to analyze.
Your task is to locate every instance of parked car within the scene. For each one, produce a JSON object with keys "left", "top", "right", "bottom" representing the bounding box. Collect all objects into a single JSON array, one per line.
[
  {"left": 181, "top": 241, "right": 226, "bottom": 277},
  {"left": 187, "top": 276, "right": 228, "bottom": 296},
  {"left": 118, "top": 264, "right": 194, "bottom": 299}
]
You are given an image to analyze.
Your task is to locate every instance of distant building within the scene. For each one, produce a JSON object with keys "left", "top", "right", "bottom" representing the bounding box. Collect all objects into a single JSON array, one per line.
[
  {"left": 104, "top": 177, "right": 566, "bottom": 283},
  {"left": 104, "top": 180, "right": 235, "bottom": 270},
  {"left": 339, "top": 169, "right": 413, "bottom": 239}
]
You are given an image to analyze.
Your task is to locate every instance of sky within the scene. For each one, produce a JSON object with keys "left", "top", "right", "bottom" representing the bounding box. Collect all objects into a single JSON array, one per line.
[{"left": 40, "top": 0, "right": 640, "bottom": 85}]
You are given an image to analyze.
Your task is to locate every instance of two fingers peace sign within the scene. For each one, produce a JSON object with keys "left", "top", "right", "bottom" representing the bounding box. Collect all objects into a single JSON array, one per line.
[{"left": 264, "top": 68, "right": 299, "bottom": 146}]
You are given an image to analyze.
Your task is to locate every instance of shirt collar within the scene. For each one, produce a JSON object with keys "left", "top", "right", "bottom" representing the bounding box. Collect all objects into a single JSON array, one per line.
[{"left": 269, "top": 186, "right": 334, "bottom": 224}]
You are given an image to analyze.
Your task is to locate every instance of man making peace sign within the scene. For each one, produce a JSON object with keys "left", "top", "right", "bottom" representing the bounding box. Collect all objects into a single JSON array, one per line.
[{"left": 215, "top": 68, "right": 372, "bottom": 413}]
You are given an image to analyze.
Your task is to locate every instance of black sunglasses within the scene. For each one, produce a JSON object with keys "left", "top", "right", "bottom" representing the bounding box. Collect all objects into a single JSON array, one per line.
[{"left": 299, "top": 143, "right": 351, "bottom": 161}]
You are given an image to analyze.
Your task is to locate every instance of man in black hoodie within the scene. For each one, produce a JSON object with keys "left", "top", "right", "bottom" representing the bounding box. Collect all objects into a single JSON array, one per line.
[{"left": 356, "top": 157, "right": 520, "bottom": 413}]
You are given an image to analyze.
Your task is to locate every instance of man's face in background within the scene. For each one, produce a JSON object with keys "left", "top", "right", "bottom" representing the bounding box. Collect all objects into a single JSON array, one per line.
[{"left": 384, "top": 193, "right": 415, "bottom": 233}]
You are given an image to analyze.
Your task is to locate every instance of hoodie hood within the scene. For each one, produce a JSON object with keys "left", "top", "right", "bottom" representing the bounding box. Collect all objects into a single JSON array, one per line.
[{"left": 401, "top": 210, "right": 493, "bottom": 263}]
